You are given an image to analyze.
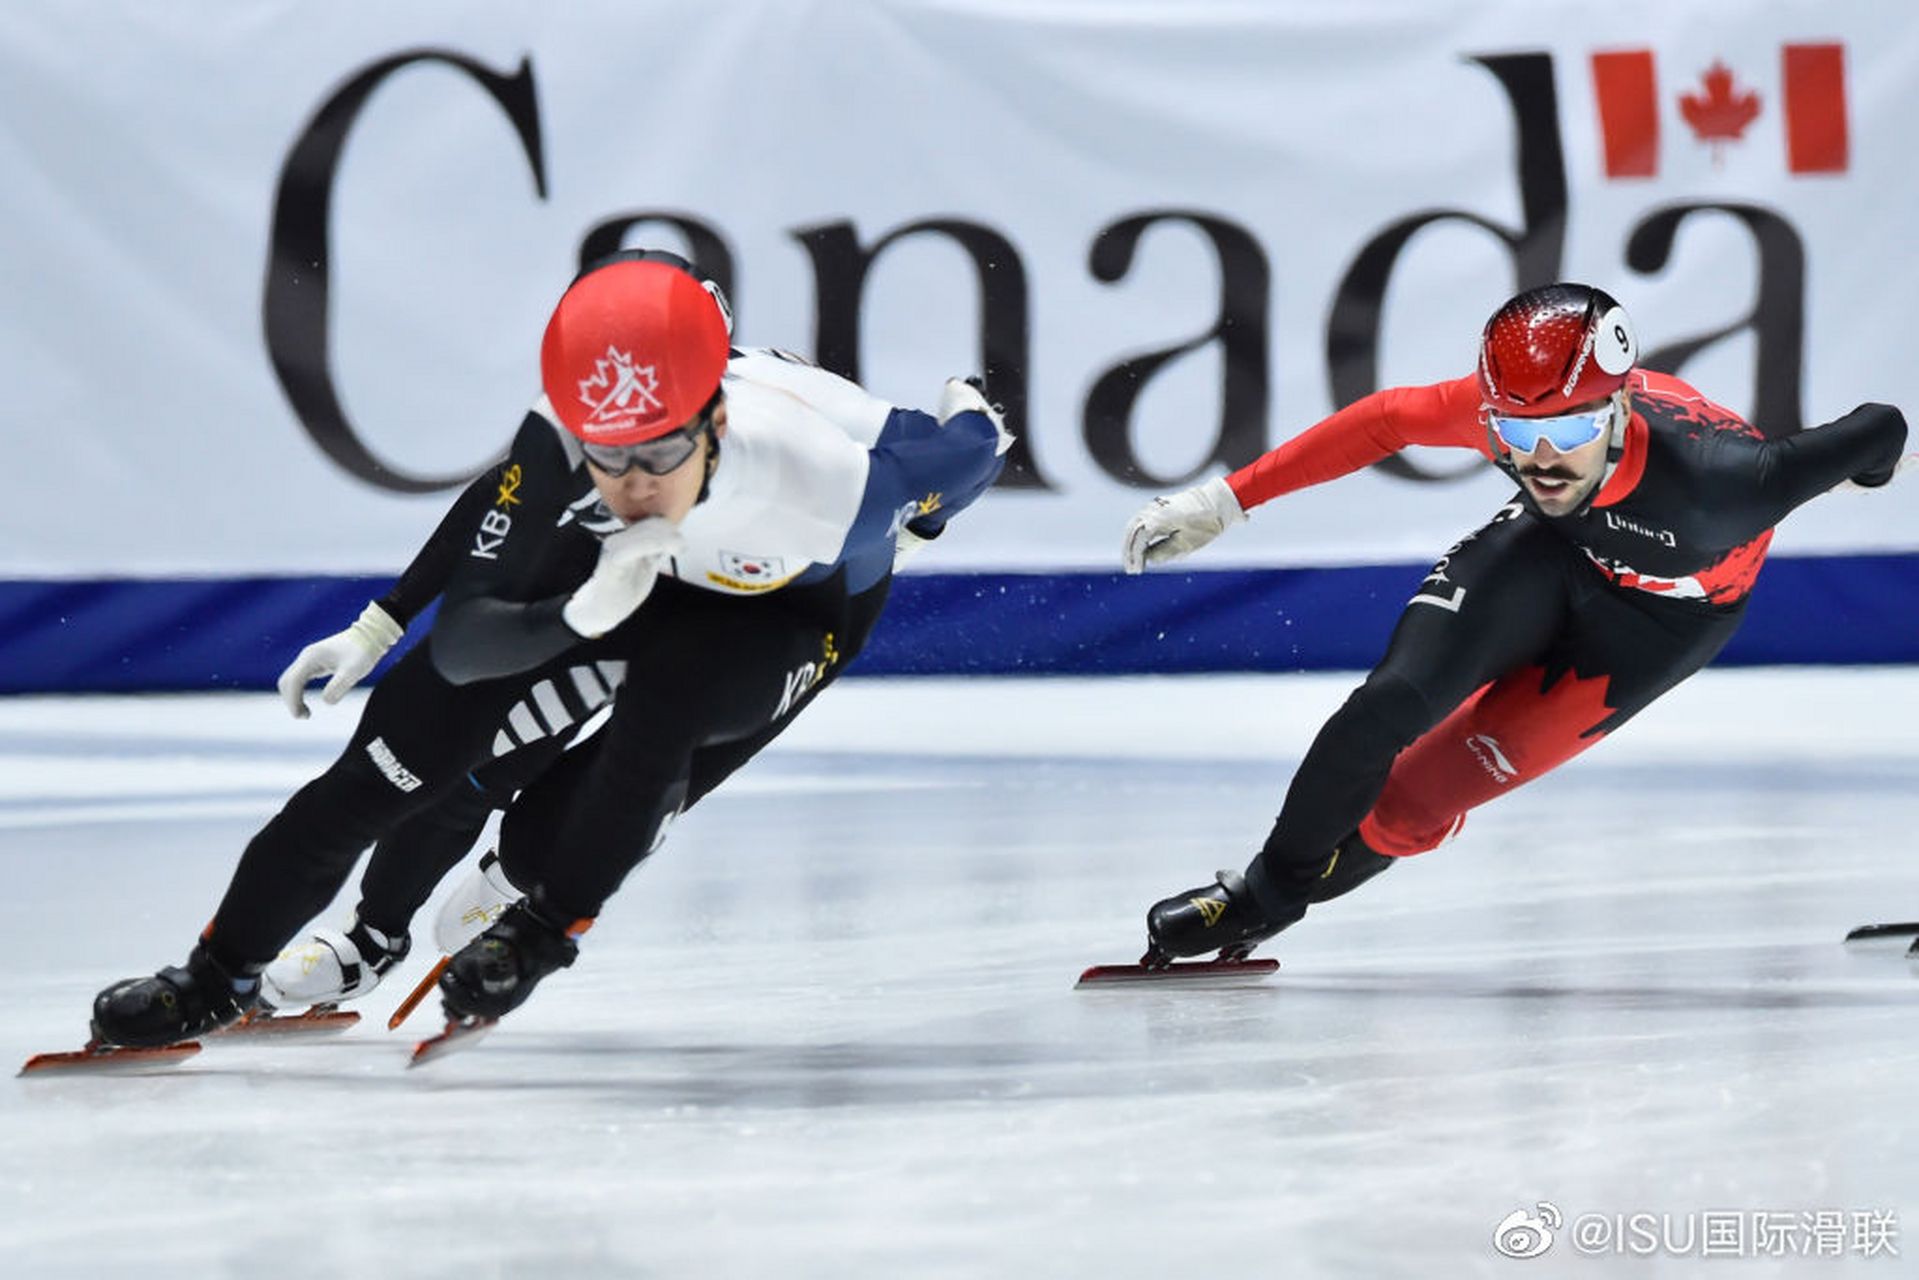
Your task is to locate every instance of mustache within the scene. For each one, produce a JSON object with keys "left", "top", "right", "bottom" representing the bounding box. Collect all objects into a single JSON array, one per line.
[{"left": 1520, "top": 466, "right": 1583, "bottom": 482}]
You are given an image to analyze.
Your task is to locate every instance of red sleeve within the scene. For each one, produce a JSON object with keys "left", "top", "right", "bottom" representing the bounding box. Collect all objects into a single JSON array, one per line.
[{"left": 1226, "top": 374, "right": 1493, "bottom": 509}]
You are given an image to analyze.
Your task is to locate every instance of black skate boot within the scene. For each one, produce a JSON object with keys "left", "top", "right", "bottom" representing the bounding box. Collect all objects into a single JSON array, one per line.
[
  {"left": 437, "top": 898, "right": 583, "bottom": 1020},
  {"left": 1138, "top": 835, "right": 1397, "bottom": 970},
  {"left": 1144, "top": 870, "right": 1305, "bottom": 966},
  {"left": 90, "top": 943, "right": 262, "bottom": 1047}
]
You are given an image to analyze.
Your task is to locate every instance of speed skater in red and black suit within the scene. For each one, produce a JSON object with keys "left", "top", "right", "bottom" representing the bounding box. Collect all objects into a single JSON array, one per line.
[{"left": 1119, "top": 282, "right": 1910, "bottom": 963}]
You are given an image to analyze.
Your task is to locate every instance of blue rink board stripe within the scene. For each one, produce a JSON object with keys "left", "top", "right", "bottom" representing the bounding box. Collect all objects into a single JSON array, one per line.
[{"left": 0, "top": 553, "right": 1915, "bottom": 693}]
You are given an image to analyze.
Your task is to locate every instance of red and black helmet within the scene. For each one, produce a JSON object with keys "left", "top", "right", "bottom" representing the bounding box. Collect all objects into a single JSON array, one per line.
[
  {"left": 1478, "top": 283, "right": 1638, "bottom": 414},
  {"left": 538, "top": 256, "right": 731, "bottom": 446}
]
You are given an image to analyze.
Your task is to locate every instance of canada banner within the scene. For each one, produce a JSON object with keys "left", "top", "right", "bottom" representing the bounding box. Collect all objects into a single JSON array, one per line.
[
  {"left": 0, "top": 3, "right": 1916, "bottom": 690},
  {"left": 1593, "top": 43, "right": 1848, "bottom": 178}
]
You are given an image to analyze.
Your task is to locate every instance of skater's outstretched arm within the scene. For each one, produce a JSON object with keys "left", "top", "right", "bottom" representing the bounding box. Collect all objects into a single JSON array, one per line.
[
  {"left": 1757, "top": 401, "right": 1908, "bottom": 510},
  {"left": 1121, "top": 376, "right": 1490, "bottom": 572}
]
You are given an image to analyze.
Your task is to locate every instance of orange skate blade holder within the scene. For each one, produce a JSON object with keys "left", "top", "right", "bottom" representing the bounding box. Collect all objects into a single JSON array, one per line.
[
  {"left": 19, "top": 1039, "right": 203, "bottom": 1076},
  {"left": 388, "top": 956, "right": 452, "bottom": 1031}
]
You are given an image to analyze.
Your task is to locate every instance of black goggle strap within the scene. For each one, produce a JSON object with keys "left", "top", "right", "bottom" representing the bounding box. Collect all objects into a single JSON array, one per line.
[{"left": 696, "top": 428, "right": 721, "bottom": 505}]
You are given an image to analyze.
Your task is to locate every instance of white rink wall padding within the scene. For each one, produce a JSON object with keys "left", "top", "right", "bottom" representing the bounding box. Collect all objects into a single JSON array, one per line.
[{"left": 1, "top": 2, "right": 1916, "bottom": 687}]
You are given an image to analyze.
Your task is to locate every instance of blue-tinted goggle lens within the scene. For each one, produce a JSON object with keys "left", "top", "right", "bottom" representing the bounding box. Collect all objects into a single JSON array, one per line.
[{"left": 1490, "top": 404, "right": 1612, "bottom": 455}]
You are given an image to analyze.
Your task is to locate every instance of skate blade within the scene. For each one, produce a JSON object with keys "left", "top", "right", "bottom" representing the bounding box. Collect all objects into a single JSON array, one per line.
[
  {"left": 19, "top": 1040, "right": 202, "bottom": 1076},
  {"left": 407, "top": 1016, "right": 496, "bottom": 1068},
  {"left": 1842, "top": 922, "right": 1919, "bottom": 952},
  {"left": 1076, "top": 956, "right": 1280, "bottom": 988},
  {"left": 218, "top": 1005, "right": 362, "bottom": 1036},
  {"left": 388, "top": 956, "right": 451, "bottom": 1031}
]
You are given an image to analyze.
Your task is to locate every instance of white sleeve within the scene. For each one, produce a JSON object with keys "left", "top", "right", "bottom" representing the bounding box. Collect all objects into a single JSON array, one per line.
[{"left": 726, "top": 348, "right": 895, "bottom": 446}]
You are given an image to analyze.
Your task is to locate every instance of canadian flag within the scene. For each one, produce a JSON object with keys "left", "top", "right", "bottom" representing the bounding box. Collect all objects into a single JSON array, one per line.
[{"left": 1590, "top": 43, "right": 1848, "bottom": 178}]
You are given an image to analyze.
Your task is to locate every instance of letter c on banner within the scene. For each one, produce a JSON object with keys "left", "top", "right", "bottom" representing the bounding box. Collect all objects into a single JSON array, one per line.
[{"left": 263, "top": 51, "right": 548, "bottom": 493}]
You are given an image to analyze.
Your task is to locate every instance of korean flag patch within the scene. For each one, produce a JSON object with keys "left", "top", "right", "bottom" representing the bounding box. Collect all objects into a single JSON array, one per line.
[{"left": 720, "top": 551, "right": 785, "bottom": 583}]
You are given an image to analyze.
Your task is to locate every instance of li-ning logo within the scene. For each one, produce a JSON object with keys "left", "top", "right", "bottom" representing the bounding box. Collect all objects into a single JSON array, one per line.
[
  {"left": 365, "top": 737, "right": 423, "bottom": 792},
  {"left": 1603, "top": 510, "right": 1678, "bottom": 547},
  {"left": 1465, "top": 733, "right": 1518, "bottom": 784},
  {"left": 578, "top": 345, "right": 662, "bottom": 427}
]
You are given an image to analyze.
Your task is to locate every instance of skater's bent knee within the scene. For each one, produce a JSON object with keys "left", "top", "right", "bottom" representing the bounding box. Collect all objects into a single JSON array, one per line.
[{"left": 1343, "top": 672, "right": 1439, "bottom": 750}]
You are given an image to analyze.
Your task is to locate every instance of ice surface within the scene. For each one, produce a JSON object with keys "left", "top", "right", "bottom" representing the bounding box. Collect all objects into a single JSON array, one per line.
[{"left": 5, "top": 669, "right": 1918, "bottom": 1279}]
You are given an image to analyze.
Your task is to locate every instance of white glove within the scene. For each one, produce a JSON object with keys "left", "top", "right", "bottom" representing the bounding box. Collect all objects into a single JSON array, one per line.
[
  {"left": 561, "top": 517, "right": 684, "bottom": 638},
  {"left": 938, "top": 377, "right": 1016, "bottom": 456},
  {"left": 277, "top": 601, "right": 404, "bottom": 719},
  {"left": 1121, "top": 476, "right": 1247, "bottom": 573}
]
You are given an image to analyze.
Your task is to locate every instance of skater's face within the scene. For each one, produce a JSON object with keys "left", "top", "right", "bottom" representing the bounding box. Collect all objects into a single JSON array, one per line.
[
  {"left": 1497, "top": 392, "right": 1625, "bottom": 517},
  {"left": 586, "top": 401, "right": 728, "bottom": 524}
]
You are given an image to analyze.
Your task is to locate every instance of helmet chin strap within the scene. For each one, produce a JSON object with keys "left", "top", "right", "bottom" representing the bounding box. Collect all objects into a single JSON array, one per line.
[
  {"left": 1571, "top": 389, "right": 1633, "bottom": 517},
  {"left": 1597, "top": 388, "right": 1631, "bottom": 479}
]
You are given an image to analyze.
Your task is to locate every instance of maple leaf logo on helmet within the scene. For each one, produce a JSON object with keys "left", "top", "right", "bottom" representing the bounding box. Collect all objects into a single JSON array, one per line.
[
  {"left": 577, "top": 346, "right": 664, "bottom": 428},
  {"left": 539, "top": 258, "right": 732, "bottom": 446}
]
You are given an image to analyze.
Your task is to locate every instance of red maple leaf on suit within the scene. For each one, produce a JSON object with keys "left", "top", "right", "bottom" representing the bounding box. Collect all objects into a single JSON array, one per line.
[{"left": 1679, "top": 61, "right": 1762, "bottom": 165}]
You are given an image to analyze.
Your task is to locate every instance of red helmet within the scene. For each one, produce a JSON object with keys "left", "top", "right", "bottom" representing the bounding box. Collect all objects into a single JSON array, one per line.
[
  {"left": 1478, "top": 283, "right": 1637, "bottom": 414},
  {"left": 539, "top": 258, "right": 731, "bottom": 445}
]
